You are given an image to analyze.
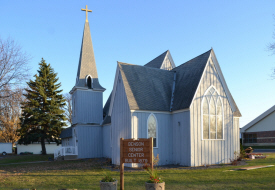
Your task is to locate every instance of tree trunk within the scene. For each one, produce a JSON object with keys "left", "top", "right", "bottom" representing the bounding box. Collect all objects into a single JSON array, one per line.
[{"left": 41, "top": 137, "right": 47, "bottom": 155}]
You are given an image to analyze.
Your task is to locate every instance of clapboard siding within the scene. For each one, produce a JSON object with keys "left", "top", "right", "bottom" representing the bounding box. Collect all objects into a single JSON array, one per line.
[
  {"left": 190, "top": 62, "right": 236, "bottom": 166},
  {"left": 172, "top": 111, "right": 190, "bottom": 166},
  {"left": 111, "top": 71, "right": 131, "bottom": 165},
  {"left": 77, "top": 125, "right": 103, "bottom": 158},
  {"left": 72, "top": 90, "right": 103, "bottom": 124},
  {"left": 131, "top": 112, "right": 173, "bottom": 165},
  {"left": 102, "top": 124, "right": 112, "bottom": 158},
  {"left": 246, "top": 111, "right": 275, "bottom": 132}
]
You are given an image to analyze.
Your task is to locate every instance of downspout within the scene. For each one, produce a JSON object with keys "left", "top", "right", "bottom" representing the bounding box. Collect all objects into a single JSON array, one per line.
[{"left": 170, "top": 71, "right": 177, "bottom": 111}]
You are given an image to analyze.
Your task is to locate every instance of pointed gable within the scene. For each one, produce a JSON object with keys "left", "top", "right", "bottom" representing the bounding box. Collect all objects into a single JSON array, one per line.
[
  {"left": 75, "top": 21, "right": 105, "bottom": 91},
  {"left": 144, "top": 51, "right": 167, "bottom": 69},
  {"left": 144, "top": 50, "right": 175, "bottom": 70},
  {"left": 171, "top": 50, "right": 211, "bottom": 111}
]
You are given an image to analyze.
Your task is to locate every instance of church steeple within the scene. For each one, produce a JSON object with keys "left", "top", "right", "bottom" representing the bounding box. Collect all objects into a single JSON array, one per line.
[
  {"left": 74, "top": 5, "right": 105, "bottom": 91},
  {"left": 71, "top": 6, "right": 105, "bottom": 125}
]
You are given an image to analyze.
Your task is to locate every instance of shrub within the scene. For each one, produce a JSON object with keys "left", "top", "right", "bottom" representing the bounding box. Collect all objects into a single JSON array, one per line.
[{"left": 101, "top": 171, "right": 116, "bottom": 182}]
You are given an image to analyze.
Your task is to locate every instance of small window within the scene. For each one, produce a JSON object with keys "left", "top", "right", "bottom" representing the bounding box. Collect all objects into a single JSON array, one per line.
[
  {"left": 87, "top": 76, "right": 92, "bottom": 89},
  {"left": 147, "top": 114, "right": 157, "bottom": 147},
  {"left": 86, "top": 75, "right": 93, "bottom": 89},
  {"left": 244, "top": 133, "right": 257, "bottom": 143}
]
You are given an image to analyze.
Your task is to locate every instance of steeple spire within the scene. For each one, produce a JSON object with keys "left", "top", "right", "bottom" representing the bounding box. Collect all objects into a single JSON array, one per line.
[{"left": 74, "top": 6, "right": 105, "bottom": 92}]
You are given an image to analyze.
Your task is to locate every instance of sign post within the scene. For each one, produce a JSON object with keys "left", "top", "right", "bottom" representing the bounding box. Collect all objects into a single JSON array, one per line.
[{"left": 120, "top": 138, "right": 153, "bottom": 190}]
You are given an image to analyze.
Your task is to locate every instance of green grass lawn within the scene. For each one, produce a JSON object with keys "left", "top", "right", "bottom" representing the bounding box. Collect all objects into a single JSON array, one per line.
[
  {"left": 0, "top": 154, "right": 275, "bottom": 189},
  {"left": 0, "top": 154, "right": 53, "bottom": 164}
]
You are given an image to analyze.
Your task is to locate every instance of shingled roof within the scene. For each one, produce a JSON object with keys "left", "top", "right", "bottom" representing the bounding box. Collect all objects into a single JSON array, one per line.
[
  {"left": 144, "top": 50, "right": 168, "bottom": 69},
  {"left": 60, "top": 127, "right": 72, "bottom": 138},
  {"left": 75, "top": 21, "right": 105, "bottom": 91},
  {"left": 171, "top": 50, "right": 211, "bottom": 111},
  {"left": 105, "top": 49, "right": 241, "bottom": 122},
  {"left": 118, "top": 62, "right": 174, "bottom": 111}
]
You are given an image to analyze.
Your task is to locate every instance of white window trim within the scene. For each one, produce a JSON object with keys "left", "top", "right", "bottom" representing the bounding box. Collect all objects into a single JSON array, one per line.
[
  {"left": 85, "top": 74, "right": 93, "bottom": 88},
  {"left": 201, "top": 85, "right": 224, "bottom": 140},
  {"left": 146, "top": 113, "right": 158, "bottom": 148}
]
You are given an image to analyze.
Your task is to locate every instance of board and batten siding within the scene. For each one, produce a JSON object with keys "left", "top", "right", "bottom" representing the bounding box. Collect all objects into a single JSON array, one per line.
[
  {"left": 77, "top": 125, "right": 103, "bottom": 158},
  {"left": 102, "top": 124, "right": 112, "bottom": 158},
  {"left": 234, "top": 118, "right": 240, "bottom": 159},
  {"left": 111, "top": 71, "right": 131, "bottom": 165},
  {"left": 61, "top": 138, "right": 73, "bottom": 147},
  {"left": 131, "top": 112, "right": 173, "bottom": 165},
  {"left": 72, "top": 90, "right": 103, "bottom": 125},
  {"left": 190, "top": 62, "right": 237, "bottom": 166},
  {"left": 172, "top": 111, "right": 191, "bottom": 166}
]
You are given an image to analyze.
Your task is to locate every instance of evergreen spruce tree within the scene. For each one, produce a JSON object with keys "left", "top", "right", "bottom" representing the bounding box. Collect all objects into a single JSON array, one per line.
[{"left": 18, "top": 58, "right": 66, "bottom": 155}]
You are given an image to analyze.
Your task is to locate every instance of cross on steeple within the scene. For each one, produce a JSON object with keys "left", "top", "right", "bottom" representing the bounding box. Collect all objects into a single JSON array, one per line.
[{"left": 81, "top": 5, "right": 92, "bottom": 22}]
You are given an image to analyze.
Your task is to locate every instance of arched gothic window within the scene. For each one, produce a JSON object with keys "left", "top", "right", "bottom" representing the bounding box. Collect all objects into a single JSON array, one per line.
[
  {"left": 86, "top": 75, "right": 93, "bottom": 89},
  {"left": 147, "top": 114, "right": 157, "bottom": 147},
  {"left": 202, "top": 86, "right": 223, "bottom": 140}
]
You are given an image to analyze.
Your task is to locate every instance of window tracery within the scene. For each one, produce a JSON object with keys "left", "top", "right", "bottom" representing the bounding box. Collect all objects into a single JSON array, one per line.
[{"left": 202, "top": 86, "right": 223, "bottom": 140}]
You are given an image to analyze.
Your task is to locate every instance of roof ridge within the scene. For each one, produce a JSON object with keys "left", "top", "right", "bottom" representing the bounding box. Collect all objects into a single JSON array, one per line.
[
  {"left": 173, "top": 49, "right": 211, "bottom": 70},
  {"left": 119, "top": 61, "right": 172, "bottom": 72},
  {"left": 117, "top": 61, "right": 136, "bottom": 66},
  {"left": 144, "top": 50, "right": 169, "bottom": 66}
]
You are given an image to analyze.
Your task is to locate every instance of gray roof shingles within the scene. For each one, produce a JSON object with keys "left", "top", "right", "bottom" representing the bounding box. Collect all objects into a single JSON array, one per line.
[
  {"left": 144, "top": 51, "right": 168, "bottom": 69},
  {"left": 171, "top": 50, "right": 211, "bottom": 111},
  {"left": 60, "top": 127, "right": 72, "bottom": 138},
  {"left": 119, "top": 63, "right": 174, "bottom": 111},
  {"left": 102, "top": 49, "right": 241, "bottom": 125},
  {"left": 75, "top": 21, "right": 105, "bottom": 90}
]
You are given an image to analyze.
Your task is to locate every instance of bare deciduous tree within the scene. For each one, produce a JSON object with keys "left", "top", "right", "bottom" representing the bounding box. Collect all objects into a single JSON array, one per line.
[
  {"left": 63, "top": 93, "right": 72, "bottom": 125},
  {"left": 0, "top": 37, "right": 30, "bottom": 99},
  {"left": 0, "top": 88, "right": 24, "bottom": 146}
]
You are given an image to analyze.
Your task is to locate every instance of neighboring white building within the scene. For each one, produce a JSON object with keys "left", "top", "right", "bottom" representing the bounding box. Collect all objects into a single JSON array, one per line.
[
  {"left": 0, "top": 143, "right": 12, "bottom": 155},
  {"left": 59, "top": 9, "right": 241, "bottom": 167},
  {"left": 240, "top": 105, "right": 275, "bottom": 146},
  {"left": 17, "top": 142, "right": 60, "bottom": 154}
]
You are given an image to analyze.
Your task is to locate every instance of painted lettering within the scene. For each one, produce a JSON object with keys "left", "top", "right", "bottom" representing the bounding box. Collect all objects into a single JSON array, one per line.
[
  {"left": 127, "top": 153, "right": 145, "bottom": 157},
  {"left": 128, "top": 142, "right": 145, "bottom": 146},
  {"left": 129, "top": 147, "right": 143, "bottom": 152}
]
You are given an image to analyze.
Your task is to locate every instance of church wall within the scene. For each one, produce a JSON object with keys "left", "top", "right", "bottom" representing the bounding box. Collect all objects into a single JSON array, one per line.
[
  {"left": 102, "top": 124, "right": 112, "bottom": 158},
  {"left": 131, "top": 112, "right": 173, "bottom": 165},
  {"left": 111, "top": 72, "right": 131, "bottom": 165},
  {"left": 77, "top": 125, "right": 103, "bottom": 158},
  {"left": 160, "top": 56, "right": 173, "bottom": 70},
  {"left": 172, "top": 111, "right": 191, "bottom": 166},
  {"left": 190, "top": 62, "right": 236, "bottom": 166},
  {"left": 234, "top": 118, "right": 240, "bottom": 158},
  {"left": 72, "top": 90, "right": 103, "bottom": 125},
  {"left": 61, "top": 138, "right": 73, "bottom": 147}
]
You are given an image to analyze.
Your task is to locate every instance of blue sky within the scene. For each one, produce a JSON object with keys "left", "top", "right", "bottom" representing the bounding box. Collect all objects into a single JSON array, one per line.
[{"left": 1, "top": 1, "right": 275, "bottom": 127}]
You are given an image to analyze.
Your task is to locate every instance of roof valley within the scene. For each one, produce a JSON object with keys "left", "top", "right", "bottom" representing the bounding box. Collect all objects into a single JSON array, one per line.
[{"left": 169, "top": 71, "right": 177, "bottom": 111}]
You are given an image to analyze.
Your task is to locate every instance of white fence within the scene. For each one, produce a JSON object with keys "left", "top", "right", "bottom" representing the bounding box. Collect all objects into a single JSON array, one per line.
[{"left": 54, "top": 146, "right": 78, "bottom": 159}]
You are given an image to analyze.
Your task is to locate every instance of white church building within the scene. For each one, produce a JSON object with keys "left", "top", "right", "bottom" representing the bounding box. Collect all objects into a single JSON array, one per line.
[{"left": 58, "top": 8, "right": 241, "bottom": 167}]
